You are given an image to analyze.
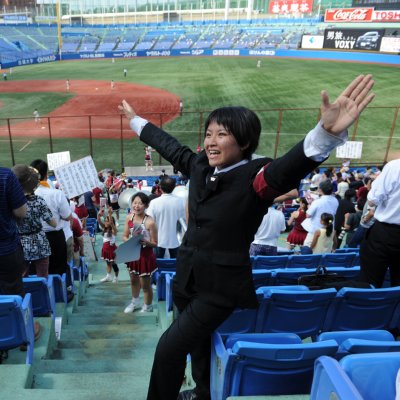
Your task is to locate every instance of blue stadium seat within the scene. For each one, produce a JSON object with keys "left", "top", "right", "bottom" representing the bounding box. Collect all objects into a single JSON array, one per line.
[
  {"left": 155, "top": 258, "right": 177, "bottom": 301},
  {"left": 256, "top": 285, "right": 309, "bottom": 300},
  {"left": 287, "top": 254, "right": 322, "bottom": 269},
  {"left": 335, "top": 248, "right": 359, "bottom": 254},
  {"left": 324, "top": 266, "right": 360, "bottom": 279},
  {"left": 322, "top": 253, "right": 356, "bottom": 268},
  {"left": 323, "top": 287, "right": 400, "bottom": 332},
  {"left": 211, "top": 331, "right": 338, "bottom": 399},
  {"left": 317, "top": 330, "right": 395, "bottom": 359},
  {"left": 23, "top": 277, "right": 56, "bottom": 319},
  {"left": 165, "top": 272, "right": 175, "bottom": 313},
  {"left": 252, "top": 255, "right": 288, "bottom": 270},
  {"left": 51, "top": 273, "right": 67, "bottom": 304},
  {"left": 0, "top": 294, "right": 35, "bottom": 364},
  {"left": 310, "top": 356, "right": 363, "bottom": 400},
  {"left": 252, "top": 269, "right": 272, "bottom": 288},
  {"left": 216, "top": 308, "right": 257, "bottom": 340},
  {"left": 273, "top": 268, "right": 312, "bottom": 285},
  {"left": 340, "top": 353, "right": 400, "bottom": 400},
  {"left": 256, "top": 288, "right": 337, "bottom": 338}
]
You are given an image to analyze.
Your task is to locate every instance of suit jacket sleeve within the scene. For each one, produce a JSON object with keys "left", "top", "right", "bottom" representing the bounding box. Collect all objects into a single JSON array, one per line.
[
  {"left": 139, "top": 122, "right": 196, "bottom": 178},
  {"left": 254, "top": 139, "right": 324, "bottom": 201}
]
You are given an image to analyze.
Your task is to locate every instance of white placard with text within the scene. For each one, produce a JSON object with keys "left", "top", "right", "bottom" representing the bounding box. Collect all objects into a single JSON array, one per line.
[
  {"left": 47, "top": 151, "right": 71, "bottom": 170},
  {"left": 54, "top": 156, "right": 100, "bottom": 198},
  {"left": 336, "top": 141, "right": 363, "bottom": 159}
]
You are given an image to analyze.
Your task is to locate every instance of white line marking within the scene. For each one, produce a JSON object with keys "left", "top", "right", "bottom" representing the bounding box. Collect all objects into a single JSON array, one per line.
[{"left": 19, "top": 140, "right": 32, "bottom": 151}]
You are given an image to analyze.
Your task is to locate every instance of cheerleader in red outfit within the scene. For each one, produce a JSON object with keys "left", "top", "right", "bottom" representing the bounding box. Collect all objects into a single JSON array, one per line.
[
  {"left": 123, "top": 192, "right": 157, "bottom": 313},
  {"left": 98, "top": 207, "right": 119, "bottom": 283},
  {"left": 286, "top": 197, "right": 308, "bottom": 250}
]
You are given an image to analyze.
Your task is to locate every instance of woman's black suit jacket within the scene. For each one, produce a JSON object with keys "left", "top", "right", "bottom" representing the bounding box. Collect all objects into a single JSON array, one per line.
[{"left": 140, "top": 122, "right": 321, "bottom": 309}]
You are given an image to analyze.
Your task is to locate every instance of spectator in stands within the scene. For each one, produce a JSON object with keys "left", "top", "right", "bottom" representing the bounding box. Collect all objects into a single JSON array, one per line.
[
  {"left": 0, "top": 166, "right": 42, "bottom": 342},
  {"left": 359, "top": 159, "right": 400, "bottom": 287},
  {"left": 250, "top": 204, "right": 286, "bottom": 256},
  {"left": 119, "top": 74, "right": 375, "bottom": 400},
  {"left": 310, "top": 212, "right": 337, "bottom": 254},
  {"left": 349, "top": 172, "right": 364, "bottom": 191},
  {"left": 71, "top": 215, "right": 84, "bottom": 267},
  {"left": 83, "top": 190, "right": 97, "bottom": 219},
  {"left": 147, "top": 176, "right": 185, "bottom": 258},
  {"left": 30, "top": 160, "right": 72, "bottom": 279},
  {"left": 334, "top": 188, "right": 356, "bottom": 248},
  {"left": 105, "top": 170, "right": 121, "bottom": 224},
  {"left": 347, "top": 200, "right": 375, "bottom": 248},
  {"left": 335, "top": 171, "right": 349, "bottom": 199},
  {"left": 145, "top": 146, "right": 154, "bottom": 171},
  {"left": 343, "top": 199, "right": 364, "bottom": 246},
  {"left": 98, "top": 207, "right": 119, "bottom": 283},
  {"left": 123, "top": 192, "right": 157, "bottom": 313},
  {"left": 310, "top": 167, "right": 323, "bottom": 188},
  {"left": 286, "top": 197, "right": 308, "bottom": 249},
  {"left": 12, "top": 165, "right": 56, "bottom": 278},
  {"left": 302, "top": 179, "right": 339, "bottom": 250},
  {"left": 72, "top": 195, "right": 89, "bottom": 229},
  {"left": 356, "top": 176, "right": 372, "bottom": 203}
]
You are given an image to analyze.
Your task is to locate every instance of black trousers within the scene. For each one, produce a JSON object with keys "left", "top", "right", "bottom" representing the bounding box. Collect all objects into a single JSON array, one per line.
[
  {"left": 147, "top": 290, "right": 234, "bottom": 400},
  {"left": 359, "top": 220, "right": 400, "bottom": 287},
  {"left": 0, "top": 246, "right": 24, "bottom": 296},
  {"left": 46, "top": 230, "right": 68, "bottom": 276}
]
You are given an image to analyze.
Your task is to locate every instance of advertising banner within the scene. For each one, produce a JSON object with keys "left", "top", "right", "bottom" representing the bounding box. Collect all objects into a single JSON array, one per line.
[
  {"left": 301, "top": 35, "right": 324, "bottom": 49},
  {"left": 325, "top": 8, "right": 374, "bottom": 22},
  {"left": 324, "top": 28, "right": 385, "bottom": 51},
  {"left": 380, "top": 37, "right": 400, "bottom": 52},
  {"left": 268, "top": 0, "right": 313, "bottom": 14}
]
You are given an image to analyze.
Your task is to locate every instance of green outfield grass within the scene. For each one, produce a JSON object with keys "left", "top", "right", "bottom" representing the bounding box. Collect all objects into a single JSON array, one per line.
[{"left": 0, "top": 56, "right": 399, "bottom": 170}]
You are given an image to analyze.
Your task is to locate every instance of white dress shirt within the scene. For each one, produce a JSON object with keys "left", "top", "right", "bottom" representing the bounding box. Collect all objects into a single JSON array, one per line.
[
  {"left": 147, "top": 193, "right": 186, "bottom": 248},
  {"left": 35, "top": 185, "right": 71, "bottom": 232},
  {"left": 252, "top": 207, "right": 286, "bottom": 247},
  {"left": 302, "top": 194, "right": 339, "bottom": 234},
  {"left": 368, "top": 159, "right": 400, "bottom": 224}
]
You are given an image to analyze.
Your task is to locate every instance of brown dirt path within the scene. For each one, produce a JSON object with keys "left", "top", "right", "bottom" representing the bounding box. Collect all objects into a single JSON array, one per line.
[{"left": 0, "top": 80, "right": 180, "bottom": 139}]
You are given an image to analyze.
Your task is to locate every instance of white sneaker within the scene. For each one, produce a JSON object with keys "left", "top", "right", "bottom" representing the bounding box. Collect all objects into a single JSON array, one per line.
[
  {"left": 140, "top": 304, "right": 153, "bottom": 313},
  {"left": 112, "top": 276, "right": 118, "bottom": 283},
  {"left": 100, "top": 275, "right": 112, "bottom": 283},
  {"left": 124, "top": 302, "right": 140, "bottom": 313}
]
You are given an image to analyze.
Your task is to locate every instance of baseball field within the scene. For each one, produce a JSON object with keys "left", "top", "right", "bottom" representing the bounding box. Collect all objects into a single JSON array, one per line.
[{"left": 0, "top": 56, "right": 399, "bottom": 171}]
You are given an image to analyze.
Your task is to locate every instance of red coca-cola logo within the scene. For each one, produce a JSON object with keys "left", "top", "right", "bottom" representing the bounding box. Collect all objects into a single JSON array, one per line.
[{"left": 325, "top": 8, "right": 373, "bottom": 22}]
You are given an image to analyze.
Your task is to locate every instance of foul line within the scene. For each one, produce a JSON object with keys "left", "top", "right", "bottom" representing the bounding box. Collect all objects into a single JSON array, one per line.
[{"left": 0, "top": 139, "right": 32, "bottom": 151}]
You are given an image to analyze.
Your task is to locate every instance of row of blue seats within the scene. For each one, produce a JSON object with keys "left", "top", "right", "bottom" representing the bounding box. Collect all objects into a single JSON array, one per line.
[
  {"left": 155, "top": 256, "right": 361, "bottom": 300},
  {"left": 312, "top": 353, "right": 400, "bottom": 400},
  {"left": 252, "top": 252, "right": 360, "bottom": 270},
  {"left": 0, "top": 257, "right": 89, "bottom": 365},
  {"left": 211, "top": 329, "right": 400, "bottom": 399},
  {"left": 217, "top": 286, "right": 400, "bottom": 340}
]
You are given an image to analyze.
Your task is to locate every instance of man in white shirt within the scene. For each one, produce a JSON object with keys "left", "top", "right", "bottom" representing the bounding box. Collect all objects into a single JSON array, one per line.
[
  {"left": 250, "top": 205, "right": 286, "bottom": 256},
  {"left": 147, "top": 176, "right": 186, "bottom": 258},
  {"left": 31, "top": 160, "right": 72, "bottom": 278},
  {"left": 302, "top": 179, "right": 339, "bottom": 248},
  {"left": 359, "top": 159, "right": 400, "bottom": 287}
]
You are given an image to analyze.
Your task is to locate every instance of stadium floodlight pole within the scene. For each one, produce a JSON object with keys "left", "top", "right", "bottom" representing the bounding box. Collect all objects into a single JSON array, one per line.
[{"left": 56, "top": 0, "right": 62, "bottom": 61}]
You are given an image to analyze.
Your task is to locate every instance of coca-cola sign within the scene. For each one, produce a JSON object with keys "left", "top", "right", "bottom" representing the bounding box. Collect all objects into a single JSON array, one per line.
[{"left": 325, "top": 8, "right": 374, "bottom": 22}]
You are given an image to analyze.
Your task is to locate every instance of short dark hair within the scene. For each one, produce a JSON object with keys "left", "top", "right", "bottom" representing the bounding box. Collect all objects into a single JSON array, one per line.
[
  {"left": 160, "top": 176, "right": 176, "bottom": 194},
  {"left": 319, "top": 179, "right": 333, "bottom": 195},
  {"left": 30, "top": 159, "right": 48, "bottom": 180},
  {"left": 204, "top": 106, "right": 261, "bottom": 160},
  {"left": 344, "top": 188, "right": 356, "bottom": 200},
  {"left": 131, "top": 192, "right": 150, "bottom": 207}
]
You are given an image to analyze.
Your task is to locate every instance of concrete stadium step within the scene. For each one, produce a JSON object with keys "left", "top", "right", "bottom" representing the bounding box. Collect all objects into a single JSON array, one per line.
[
  {"left": 60, "top": 323, "right": 159, "bottom": 340},
  {"left": 57, "top": 337, "right": 157, "bottom": 350},
  {"left": 14, "top": 387, "right": 149, "bottom": 400},
  {"left": 34, "top": 358, "right": 154, "bottom": 374},
  {"left": 33, "top": 372, "right": 147, "bottom": 393},
  {"left": 64, "top": 312, "right": 158, "bottom": 325}
]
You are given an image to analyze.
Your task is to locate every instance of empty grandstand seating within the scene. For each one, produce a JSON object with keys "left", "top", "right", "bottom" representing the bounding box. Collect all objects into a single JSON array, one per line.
[
  {"left": 23, "top": 277, "right": 56, "bottom": 319},
  {"left": 0, "top": 294, "right": 35, "bottom": 365},
  {"left": 211, "top": 331, "right": 338, "bottom": 399}
]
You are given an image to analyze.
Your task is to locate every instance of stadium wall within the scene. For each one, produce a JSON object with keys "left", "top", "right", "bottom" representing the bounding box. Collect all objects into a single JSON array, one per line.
[{"left": 4, "top": 47, "right": 399, "bottom": 69}]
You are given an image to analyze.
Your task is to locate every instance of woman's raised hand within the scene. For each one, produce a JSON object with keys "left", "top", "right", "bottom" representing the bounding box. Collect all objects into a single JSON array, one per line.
[
  {"left": 320, "top": 74, "right": 375, "bottom": 135},
  {"left": 118, "top": 99, "right": 137, "bottom": 120}
]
